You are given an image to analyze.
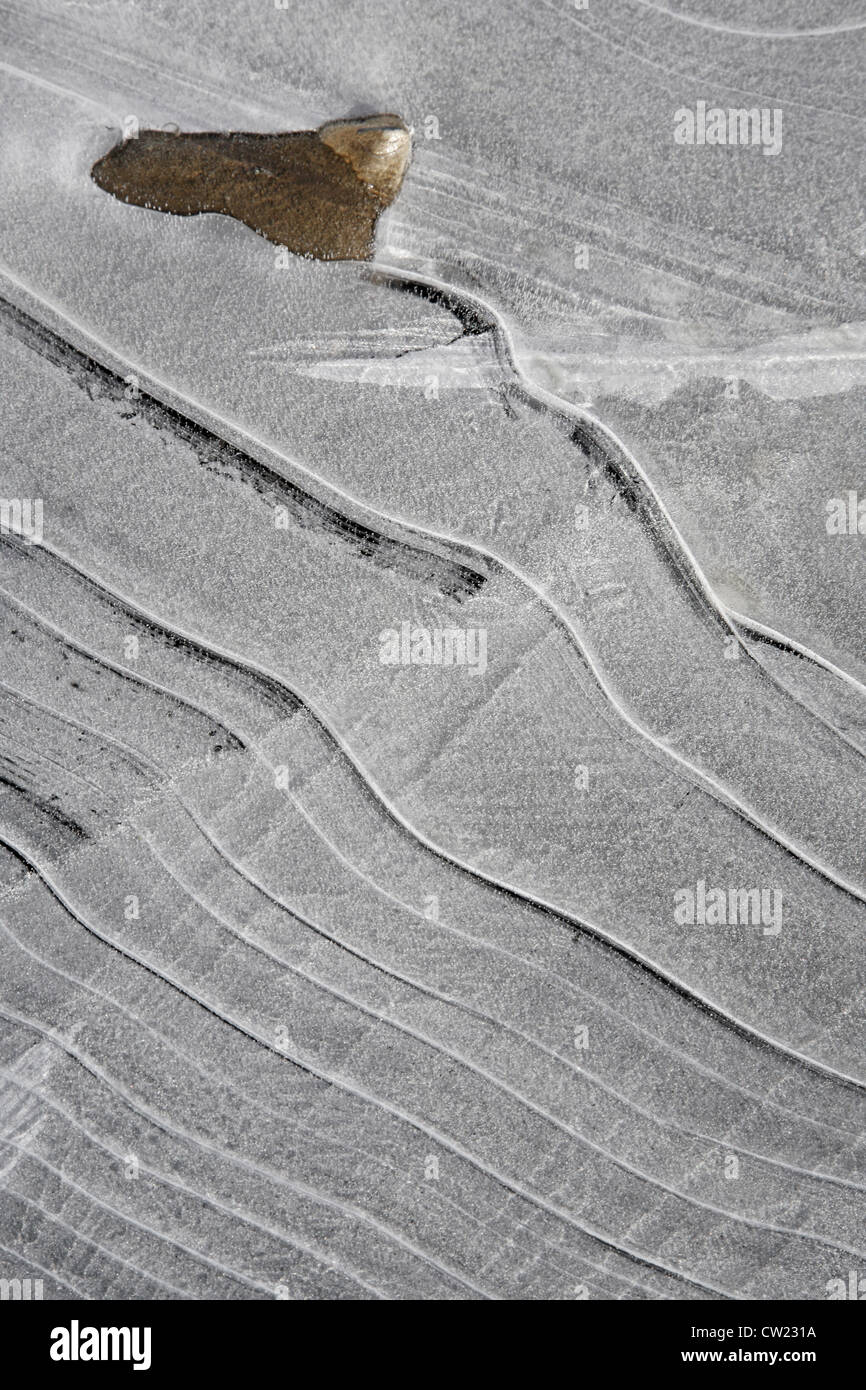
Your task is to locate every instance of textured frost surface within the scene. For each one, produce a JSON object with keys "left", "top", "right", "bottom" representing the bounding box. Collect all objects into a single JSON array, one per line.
[{"left": 0, "top": 0, "right": 864, "bottom": 1301}]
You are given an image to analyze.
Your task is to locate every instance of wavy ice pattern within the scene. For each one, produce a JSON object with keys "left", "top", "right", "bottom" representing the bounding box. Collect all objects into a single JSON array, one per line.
[{"left": 0, "top": 0, "right": 864, "bottom": 1300}]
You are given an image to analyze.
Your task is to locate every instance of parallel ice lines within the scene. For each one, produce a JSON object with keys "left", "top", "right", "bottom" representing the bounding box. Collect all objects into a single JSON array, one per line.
[
  {"left": 1, "top": 829, "right": 726, "bottom": 1297},
  {"left": 0, "top": 597, "right": 850, "bottom": 1301},
  {"left": 0, "top": 905, "right": 648, "bottom": 1300},
  {"left": 4, "top": 636, "right": 864, "bottom": 1198},
  {"left": 5, "top": 270, "right": 866, "bottom": 914},
  {"left": 0, "top": 517, "right": 861, "bottom": 1295},
  {"left": 3, "top": 535, "right": 865, "bottom": 1126},
  {"left": 138, "top": 798, "right": 866, "bottom": 1259},
  {"left": 9, "top": 585, "right": 863, "bottom": 1204},
  {"left": 3, "top": 739, "right": 861, "bottom": 1289}
]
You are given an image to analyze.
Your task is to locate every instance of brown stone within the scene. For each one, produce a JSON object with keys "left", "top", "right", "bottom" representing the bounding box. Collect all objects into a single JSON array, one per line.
[{"left": 91, "top": 114, "right": 411, "bottom": 261}]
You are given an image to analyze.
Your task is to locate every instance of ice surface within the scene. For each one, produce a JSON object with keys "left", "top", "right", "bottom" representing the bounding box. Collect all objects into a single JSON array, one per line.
[{"left": 0, "top": 0, "right": 864, "bottom": 1300}]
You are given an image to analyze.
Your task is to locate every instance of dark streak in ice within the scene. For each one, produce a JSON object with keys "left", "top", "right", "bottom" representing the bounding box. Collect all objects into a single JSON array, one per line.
[{"left": 0, "top": 296, "right": 487, "bottom": 603}]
